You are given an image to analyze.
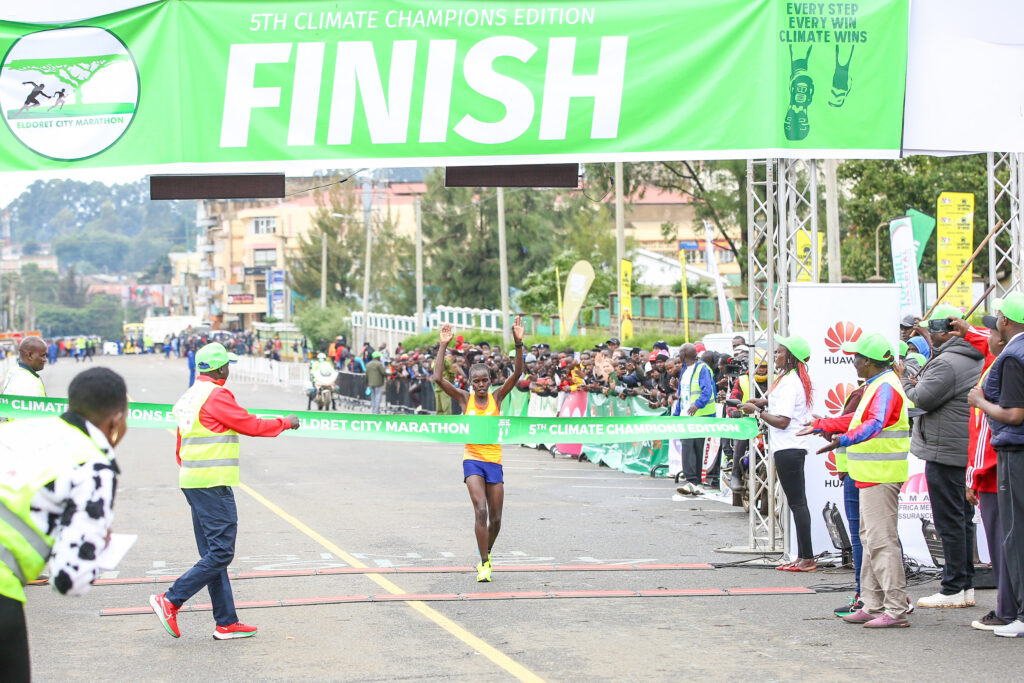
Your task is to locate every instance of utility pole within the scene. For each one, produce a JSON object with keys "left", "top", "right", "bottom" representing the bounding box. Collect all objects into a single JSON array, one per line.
[
  {"left": 320, "top": 231, "right": 327, "bottom": 308},
  {"left": 496, "top": 187, "right": 511, "bottom": 347},
  {"left": 614, "top": 162, "right": 625, "bottom": 338},
  {"left": 361, "top": 175, "right": 373, "bottom": 346},
  {"left": 825, "top": 159, "right": 842, "bottom": 283},
  {"left": 614, "top": 161, "right": 625, "bottom": 265},
  {"left": 415, "top": 195, "right": 424, "bottom": 334}
]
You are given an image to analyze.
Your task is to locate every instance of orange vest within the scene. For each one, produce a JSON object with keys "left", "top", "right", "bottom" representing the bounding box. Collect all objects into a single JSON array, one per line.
[{"left": 464, "top": 392, "right": 502, "bottom": 464}]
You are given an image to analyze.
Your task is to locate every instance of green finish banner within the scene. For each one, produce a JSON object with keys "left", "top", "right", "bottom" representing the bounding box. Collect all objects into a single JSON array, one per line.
[
  {"left": 0, "top": 394, "right": 758, "bottom": 444},
  {"left": 0, "top": 0, "right": 909, "bottom": 173}
]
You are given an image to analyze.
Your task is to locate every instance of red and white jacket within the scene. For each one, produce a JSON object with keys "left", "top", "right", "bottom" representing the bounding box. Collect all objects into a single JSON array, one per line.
[{"left": 965, "top": 326, "right": 997, "bottom": 493}]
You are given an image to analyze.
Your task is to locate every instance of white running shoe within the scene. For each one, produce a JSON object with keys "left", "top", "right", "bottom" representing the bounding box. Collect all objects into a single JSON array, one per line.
[
  {"left": 675, "top": 482, "right": 702, "bottom": 496},
  {"left": 916, "top": 590, "right": 966, "bottom": 608},
  {"left": 994, "top": 619, "right": 1024, "bottom": 638}
]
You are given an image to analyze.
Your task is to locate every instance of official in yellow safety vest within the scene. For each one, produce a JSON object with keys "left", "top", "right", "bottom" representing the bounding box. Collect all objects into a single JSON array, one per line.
[
  {"left": 800, "top": 332, "right": 912, "bottom": 628},
  {"left": 0, "top": 367, "right": 127, "bottom": 680},
  {"left": 1, "top": 337, "right": 47, "bottom": 399},
  {"left": 149, "top": 343, "right": 299, "bottom": 641}
]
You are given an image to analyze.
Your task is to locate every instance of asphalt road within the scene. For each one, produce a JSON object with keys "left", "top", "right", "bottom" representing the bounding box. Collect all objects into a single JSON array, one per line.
[{"left": 20, "top": 355, "right": 1023, "bottom": 681}]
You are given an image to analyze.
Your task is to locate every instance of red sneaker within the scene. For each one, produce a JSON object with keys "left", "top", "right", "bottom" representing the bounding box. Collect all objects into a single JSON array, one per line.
[
  {"left": 149, "top": 593, "right": 180, "bottom": 638},
  {"left": 213, "top": 622, "right": 258, "bottom": 640}
]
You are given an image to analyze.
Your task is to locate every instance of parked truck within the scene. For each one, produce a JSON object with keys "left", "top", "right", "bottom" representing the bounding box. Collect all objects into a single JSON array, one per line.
[{"left": 144, "top": 315, "right": 203, "bottom": 351}]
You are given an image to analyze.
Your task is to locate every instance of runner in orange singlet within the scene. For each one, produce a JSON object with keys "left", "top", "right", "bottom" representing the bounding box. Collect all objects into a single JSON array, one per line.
[{"left": 433, "top": 316, "right": 524, "bottom": 581}]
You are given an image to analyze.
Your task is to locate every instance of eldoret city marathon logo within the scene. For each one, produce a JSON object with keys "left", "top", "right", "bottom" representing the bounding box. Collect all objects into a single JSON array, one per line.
[{"left": 0, "top": 26, "right": 139, "bottom": 160}]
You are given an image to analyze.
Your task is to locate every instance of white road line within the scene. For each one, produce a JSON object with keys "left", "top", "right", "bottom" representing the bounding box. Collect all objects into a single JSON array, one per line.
[
  {"left": 320, "top": 553, "right": 334, "bottom": 559},
  {"left": 152, "top": 560, "right": 166, "bottom": 568},
  {"left": 532, "top": 476, "right": 636, "bottom": 480},
  {"left": 571, "top": 486, "right": 672, "bottom": 490}
]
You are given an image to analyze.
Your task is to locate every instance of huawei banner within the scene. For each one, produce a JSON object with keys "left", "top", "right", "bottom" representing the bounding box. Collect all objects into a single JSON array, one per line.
[
  {"left": 0, "top": 0, "right": 910, "bottom": 174},
  {"left": 787, "top": 283, "right": 932, "bottom": 564}
]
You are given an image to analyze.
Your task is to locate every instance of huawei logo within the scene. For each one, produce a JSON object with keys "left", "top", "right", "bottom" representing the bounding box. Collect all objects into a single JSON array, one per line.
[
  {"left": 825, "top": 383, "right": 857, "bottom": 415},
  {"left": 825, "top": 322, "right": 862, "bottom": 353},
  {"left": 825, "top": 452, "right": 839, "bottom": 477}
]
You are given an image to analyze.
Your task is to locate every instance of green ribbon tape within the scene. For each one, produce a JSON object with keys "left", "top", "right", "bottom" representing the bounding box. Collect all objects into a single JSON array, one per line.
[{"left": 0, "top": 395, "right": 759, "bottom": 444}]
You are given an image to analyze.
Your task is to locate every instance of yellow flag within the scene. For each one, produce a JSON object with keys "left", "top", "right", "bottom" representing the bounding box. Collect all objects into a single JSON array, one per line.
[
  {"left": 936, "top": 192, "right": 974, "bottom": 311},
  {"left": 560, "top": 260, "right": 595, "bottom": 341},
  {"left": 795, "top": 231, "right": 822, "bottom": 282},
  {"left": 619, "top": 259, "right": 633, "bottom": 341}
]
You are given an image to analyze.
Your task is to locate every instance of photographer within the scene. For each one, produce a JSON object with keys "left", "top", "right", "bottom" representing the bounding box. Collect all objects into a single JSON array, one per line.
[{"left": 905, "top": 305, "right": 984, "bottom": 609}]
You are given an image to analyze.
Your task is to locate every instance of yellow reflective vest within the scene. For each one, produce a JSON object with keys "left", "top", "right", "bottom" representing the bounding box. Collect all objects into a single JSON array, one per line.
[
  {"left": 173, "top": 381, "right": 240, "bottom": 489},
  {"left": 0, "top": 418, "right": 105, "bottom": 602},
  {"left": 845, "top": 371, "right": 910, "bottom": 484}
]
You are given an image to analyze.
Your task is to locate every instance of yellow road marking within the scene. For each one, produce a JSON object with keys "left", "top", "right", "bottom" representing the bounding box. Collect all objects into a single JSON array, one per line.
[{"left": 237, "top": 482, "right": 545, "bottom": 683}]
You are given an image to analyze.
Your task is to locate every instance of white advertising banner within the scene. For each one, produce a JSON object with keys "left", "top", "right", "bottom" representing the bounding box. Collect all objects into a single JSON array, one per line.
[
  {"left": 903, "top": 0, "right": 1024, "bottom": 154},
  {"left": 788, "top": 284, "right": 910, "bottom": 559},
  {"left": 888, "top": 216, "right": 923, "bottom": 320}
]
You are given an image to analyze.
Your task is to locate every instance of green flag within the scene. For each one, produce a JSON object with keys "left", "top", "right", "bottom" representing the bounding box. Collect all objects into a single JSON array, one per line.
[{"left": 907, "top": 208, "right": 936, "bottom": 267}]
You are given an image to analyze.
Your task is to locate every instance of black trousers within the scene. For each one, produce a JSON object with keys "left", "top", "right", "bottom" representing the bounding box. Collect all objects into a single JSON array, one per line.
[
  {"left": 775, "top": 448, "right": 813, "bottom": 560},
  {"left": 681, "top": 437, "right": 706, "bottom": 485},
  {"left": 997, "top": 448, "right": 1024, "bottom": 621},
  {"left": 925, "top": 461, "right": 975, "bottom": 594},
  {"left": 0, "top": 594, "right": 30, "bottom": 683}
]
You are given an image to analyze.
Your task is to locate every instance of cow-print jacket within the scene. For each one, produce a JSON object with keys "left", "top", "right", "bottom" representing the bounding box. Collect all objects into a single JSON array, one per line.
[{"left": 29, "top": 413, "right": 119, "bottom": 596}]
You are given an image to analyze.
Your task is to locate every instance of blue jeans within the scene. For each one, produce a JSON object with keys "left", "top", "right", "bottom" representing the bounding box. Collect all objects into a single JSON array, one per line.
[
  {"left": 166, "top": 487, "right": 238, "bottom": 626},
  {"left": 843, "top": 474, "right": 862, "bottom": 595}
]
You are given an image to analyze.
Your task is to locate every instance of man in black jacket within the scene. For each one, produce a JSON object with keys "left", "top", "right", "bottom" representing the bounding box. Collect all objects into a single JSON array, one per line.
[{"left": 904, "top": 305, "right": 984, "bottom": 609}]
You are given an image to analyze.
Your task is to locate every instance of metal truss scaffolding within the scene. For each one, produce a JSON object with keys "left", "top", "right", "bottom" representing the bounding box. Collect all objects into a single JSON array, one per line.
[
  {"left": 736, "top": 154, "right": 1015, "bottom": 556},
  {"left": 725, "top": 159, "right": 819, "bottom": 555},
  {"left": 988, "top": 153, "right": 1024, "bottom": 300}
]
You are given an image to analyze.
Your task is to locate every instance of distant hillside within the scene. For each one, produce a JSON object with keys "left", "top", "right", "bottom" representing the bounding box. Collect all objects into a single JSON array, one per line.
[{"left": 5, "top": 178, "right": 195, "bottom": 274}]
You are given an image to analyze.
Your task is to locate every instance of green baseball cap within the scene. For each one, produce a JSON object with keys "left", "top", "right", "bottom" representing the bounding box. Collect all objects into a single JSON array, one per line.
[
  {"left": 898, "top": 340, "right": 909, "bottom": 357},
  {"left": 985, "top": 293, "right": 1024, "bottom": 329},
  {"left": 776, "top": 334, "right": 811, "bottom": 363},
  {"left": 195, "top": 342, "right": 238, "bottom": 372},
  {"left": 918, "top": 303, "right": 965, "bottom": 328},
  {"left": 841, "top": 332, "right": 895, "bottom": 364},
  {"left": 371, "top": 351, "right": 381, "bottom": 358}
]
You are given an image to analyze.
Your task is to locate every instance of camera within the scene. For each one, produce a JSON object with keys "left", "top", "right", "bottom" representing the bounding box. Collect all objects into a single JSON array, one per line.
[
  {"left": 722, "top": 357, "right": 749, "bottom": 378},
  {"left": 928, "top": 318, "right": 953, "bottom": 333}
]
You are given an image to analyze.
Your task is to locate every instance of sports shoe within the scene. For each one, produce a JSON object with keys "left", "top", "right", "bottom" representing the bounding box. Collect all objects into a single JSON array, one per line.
[
  {"left": 675, "top": 482, "right": 702, "bottom": 496},
  {"left": 864, "top": 613, "right": 909, "bottom": 628},
  {"left": 476, "top": 562, "right": 492, "bottom": 582},
  {"left": 149, "top": 593, "right": 180, "bottom": 638},
  {"left": 834, "top": 595, "right": 863, "bottom": 617},
  {"left": 972, "top": 611, "right": 1010, "bottom": 631},
  {"left": 965, "top": 588, "right": 976, "bottom": 607},
  {"left": 841, "top": 609, "right": 874, "bottom": 624},
  {"left": 906, "top": 597, "right": 915, "bottom": 615},
  {"left": 993, "top": 619, "right": 1024, "bottom": 638},
  {"left": 213, "top": 622, "right": 258, "bottom": 640},
  {"left": 917, "top": 590, "right": 967, "bottom": 608}
]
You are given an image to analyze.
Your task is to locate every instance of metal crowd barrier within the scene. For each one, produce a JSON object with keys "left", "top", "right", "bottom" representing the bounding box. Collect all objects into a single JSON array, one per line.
[{"left": 334, "top": 372, "right": 437, "bottom": 414}]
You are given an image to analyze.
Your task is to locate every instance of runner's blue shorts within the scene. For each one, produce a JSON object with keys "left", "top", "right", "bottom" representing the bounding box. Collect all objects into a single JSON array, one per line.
[{"left": 463, "top": 459, "right": 504, "bottom": 484}]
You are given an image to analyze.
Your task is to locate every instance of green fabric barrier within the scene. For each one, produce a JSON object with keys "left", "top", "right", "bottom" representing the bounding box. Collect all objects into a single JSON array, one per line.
[
  {"left": 0, "top": 394, "right": 756, "bottom": 445},
  {"left": 582, "top": 394, "right": 672, "bottom": 475},
  {"left": 500, "top": 389, "right": 530, "bottom": 418}
]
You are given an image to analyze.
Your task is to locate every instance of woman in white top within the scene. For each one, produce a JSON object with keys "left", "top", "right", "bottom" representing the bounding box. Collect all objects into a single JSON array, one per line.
[{"left": 741, "top": 335, "right": 816, "bottom": 571}]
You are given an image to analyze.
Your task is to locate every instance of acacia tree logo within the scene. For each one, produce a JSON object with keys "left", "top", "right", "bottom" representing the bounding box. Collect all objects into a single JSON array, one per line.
[
  {"left": 824, "top": 322, "right": 862, "bottom": 354},
  {"left": 0, "top": 27, "right": 139, "bottom": 160}
]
